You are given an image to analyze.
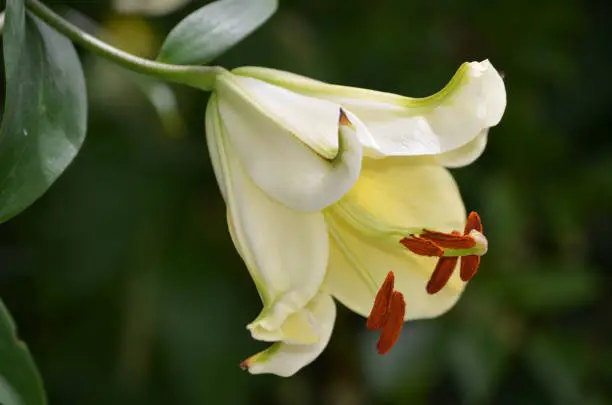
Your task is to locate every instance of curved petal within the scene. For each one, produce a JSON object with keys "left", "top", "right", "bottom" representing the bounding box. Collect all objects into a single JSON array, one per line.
[
  {"left": 436, "top": 129, "right": 488, "bottom": 168},
  {"left": 215, "top": 72, "right": 363, "bottom": 212},
  {"left": 322, "top": 158, "right": 466, "bottom": 320},
  {"left": 205, "top": 96, "right": 329, "bottom": 342},
  {"left": 241, "top": 293, "right": 336, "bottom": 377},
  {"left": 206, "top": 95, "right": 229, "bottom": 201},
  {"left": 343, "top": 109, "right": 384, "bottom": 157},
  {"left": 234, "top": 60, "right": 506, "bottom": 158}
]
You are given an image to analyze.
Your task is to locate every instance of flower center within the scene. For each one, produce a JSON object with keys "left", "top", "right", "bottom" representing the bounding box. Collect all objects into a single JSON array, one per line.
[
  {"left": 399, "top": 212, "right": 488, "bottom": 294},
  {"left": 328, "top": 203, "right": 488, "bottom": 354}
]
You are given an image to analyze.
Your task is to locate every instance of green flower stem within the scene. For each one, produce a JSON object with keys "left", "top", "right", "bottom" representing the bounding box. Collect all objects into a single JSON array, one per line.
[{"left": 25, "top": 0, "right": 224, "bottom": 90}]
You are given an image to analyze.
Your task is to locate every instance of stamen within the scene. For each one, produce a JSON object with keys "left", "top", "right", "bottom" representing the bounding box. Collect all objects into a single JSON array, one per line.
[
  {"left": 460, "top": 255, "right": 480, "bottom": 281},
  {"left": 426, "top": 257, "right": 459, "bottom": 294},
  {"left": 420, "top": 229, "right": 476, "bottom": 249},
  {"left": 399, "top": 235, "right": 444, "bottom": 257},
  {"left": 376, "top": 291, "right": 405, "bottom": 355},
  {"left": 367, "top": 271, "right": 395, "bottom": 330},
  {"left": 464, "top": 211, "right": 483, "bottom": 234}
]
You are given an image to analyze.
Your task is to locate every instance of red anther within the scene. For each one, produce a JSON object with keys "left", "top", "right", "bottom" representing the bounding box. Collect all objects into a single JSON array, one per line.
[
  {"left": 367, "top": 271, "right": 395, "bottom": 330},
  {"left": 460, "top": 255, "right": 480, "bottom": 281},
  {"left": 426, "top": 257, "right": 459, "bottom": 294},
  {"left": 464, "top": 211, "right": 483, "bottom": 234},
  {"left": 420, "top": 229, "right": 476, "bottom": 250},
  {"left": 399, "top": 235, "right": 444, "bottom": 257},
  {"left": 376, "top": 291, "right": 406, "bottom": 355}
]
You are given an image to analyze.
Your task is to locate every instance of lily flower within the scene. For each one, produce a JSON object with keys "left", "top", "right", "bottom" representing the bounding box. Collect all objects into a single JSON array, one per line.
[{"left": 205, "top": 61, "right": 505, "bottom": 376}]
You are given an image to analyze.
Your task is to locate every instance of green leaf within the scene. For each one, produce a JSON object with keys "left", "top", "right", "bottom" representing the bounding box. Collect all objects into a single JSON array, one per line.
[
  {"left": 0, "top": 300, "right": 46, "bottom": 405},
  {"left": 157, "top": 0, "right": 277, "bottom": 65},
  {"left": 0, "top": 0, "right": 87, "bottom": 223}
]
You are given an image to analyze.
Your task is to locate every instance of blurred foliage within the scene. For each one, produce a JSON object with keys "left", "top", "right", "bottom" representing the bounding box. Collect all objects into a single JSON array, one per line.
[{"left": 1, "top": 0, "right": 611, "bottom": 404}]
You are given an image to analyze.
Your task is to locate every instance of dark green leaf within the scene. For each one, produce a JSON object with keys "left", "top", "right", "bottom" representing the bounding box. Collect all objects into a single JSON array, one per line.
[
  {"left": 157, "top": 0, "right": 277, "bottom": 65},
  {"left": 0, "top": 0, "right": 87, "bottom": 223},
  {"left": 0, "top": 300, "right": 46, "bottom": 405}
]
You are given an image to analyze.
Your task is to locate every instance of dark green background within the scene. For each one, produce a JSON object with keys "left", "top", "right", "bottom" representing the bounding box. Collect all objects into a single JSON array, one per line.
[{"left": 2, "top": 0, "right": 611, "bottom": 404}]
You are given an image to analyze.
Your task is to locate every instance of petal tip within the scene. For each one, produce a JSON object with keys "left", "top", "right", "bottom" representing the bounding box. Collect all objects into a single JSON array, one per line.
[
  {"left": 240, "top": 354, "right": 259, "bottom": 373},
  {"left": 339, "top": 108, "right": 353, "bottom": 128}
]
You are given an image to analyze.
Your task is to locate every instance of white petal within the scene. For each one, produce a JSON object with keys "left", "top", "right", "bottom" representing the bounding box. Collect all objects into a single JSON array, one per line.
[
  {"left": 234, "top": 60, "right": 506, "bottom": 158},
  {"left": 328, "top": 61, "right": 504, "bottom": 157},
  {"left": 242, "top": 293, "right": 336, "bottom": 377},
  {"left": 206, "top": 96, "right": 329, "bottom": 342},
  {"left": 214, "top": 72, "right": 363, "bottom": 212},
  {"left": 436, "top": 129, "right": 488, "bottom": 168},
  {"left": 343, "top": 109, "right": 384, "bottom": 157},
  {"left": 206, "top": 95, "right": 229, "bottom": 201},
  {"left": 322, "top": 158, "right": 466, "bottom": 320},
  {"left": 221, "top": 75, "right": 340, "bottom": 159}
]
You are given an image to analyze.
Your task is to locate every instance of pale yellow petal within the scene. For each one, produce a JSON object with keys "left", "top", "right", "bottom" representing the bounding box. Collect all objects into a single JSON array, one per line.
[
  {"left": 205, "top": 96, "right": 329, "bottom": 342},
  {"left": 234, "top": 60, "right": 506, "bottom": 160},
  {"left": 242, "top": 293, "right": 336, "bottom": 377},
  {"left": 214, "top": 72, "right": 363, "bottom": 211},
  {"left": 339, "top": 157, "right": 466, "bottom": 231},
  {"left": 322, "top": 158, "right": 466, "bottom": 320},
  {"left": 436, "top": 129, "right": 488, "bottom": 168}
]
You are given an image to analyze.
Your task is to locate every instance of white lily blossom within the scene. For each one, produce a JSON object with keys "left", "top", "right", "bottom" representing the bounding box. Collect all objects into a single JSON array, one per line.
[{"left": 205, "top": 61, "right": 506, "bottom": 376}]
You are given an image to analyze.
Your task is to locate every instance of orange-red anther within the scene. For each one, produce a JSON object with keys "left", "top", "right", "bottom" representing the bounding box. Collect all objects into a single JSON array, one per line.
[
  {"left": 399, "top": 235, "right": 444, "bottom": 257},
  {"left": 426, "top": 257, "right": 459, "bottom": 294},
  {"left": 460, "top": 255, "right": 480, "bottom": 281},
  {"left": 420, "top": 229, "right": 476, "bottom": 250},
  {"left": 464, "top": 211, "right": 483, "bottom": 234},
  {"left": 367, "top": 272, "right": 408, "bottom": 355},
  {"left": 376, "top": 291, "right": 406, "bottom": 355},
  {"left": 401, "top": 212, "right": 484, "bottom": 295},
  {"left": 367, "top": 271, "right": 395, "bottom": 330}
]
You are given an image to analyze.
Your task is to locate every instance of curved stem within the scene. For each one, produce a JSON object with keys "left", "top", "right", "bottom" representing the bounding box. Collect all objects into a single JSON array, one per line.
[{"left": 25, "top": 0, "right": 224, "bottom": 90}]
